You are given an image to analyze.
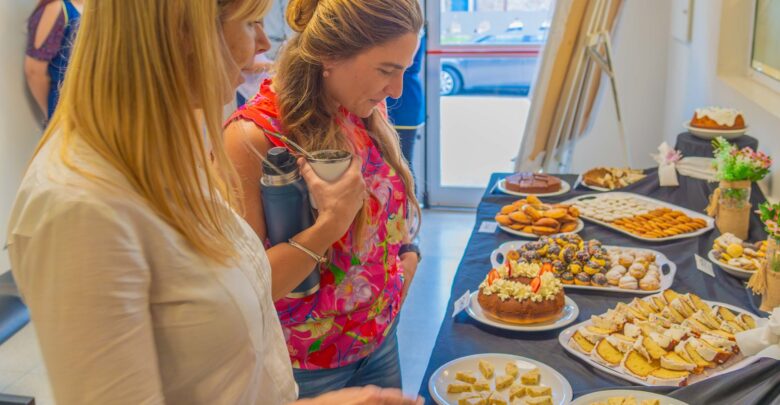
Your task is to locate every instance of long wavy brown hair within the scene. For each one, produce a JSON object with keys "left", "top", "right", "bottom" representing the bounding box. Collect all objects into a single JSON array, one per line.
[{"left": 275, "top": 0, "right": 424, "bottom": 243}]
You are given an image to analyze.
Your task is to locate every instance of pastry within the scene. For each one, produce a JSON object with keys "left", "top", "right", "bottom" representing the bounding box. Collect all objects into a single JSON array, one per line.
[
  {"left": 526, "top": 386, "right": 551, "bottom": 397},
  {"left": 583, "top": 167, "right": 646, "bottom": 190},
  {"left": 605, "top": 268, "right": 623, "bottom": 286},
  {"left": 618, "top": 254, "right": 635, "bottom": 267},
  {"left": 628, "top": 263, "right": 647, "bottom": 279},
  {"left": 495, "top": 374, "right": 515, "bottom": 390},
  {"left": 622, "top": 350, "right": 657, "bottom": 378},
  {"left": 560, "top": 272, "right": 574, "bottom": 285},
  {"left": 504, "top": 173, "right": 562, "bottom": 194},
  {"left": 575, "top": 273, "right": 591, "bottom": 286},
  {"left": 505, "top": 362, "right": 519, "bottom": 378},
  {"left": 619, "top": 275, "right": 638, "bottom": 290},
  {"left": 661, "top": 352, "right": 696, "bottom": 371},
  {"left": 712, "top": 233, "right": 766, "bottom": 272},
  {"left": 593, "top": 339, "right": 623, "bottom": 366},
  {"left": 496, "top": 196, "right": 581, "bottom": 236},
  {"left": 571, "top": 331, "right": 595, "bottom": 353},
  {"left": 472, "top": 380, "right": 490, "bottom": 392},
  {"left": 479, "top": 360, "right": 495, "bottom": 379},
  {"left": 456, "top": 371, "right": 477, "bottom": 384},
  {"left": 647, "top": 367, "right": 690, "bottom": 386},
  {"left": 509, "top": 384, "right": 526, "bottom": 401},
  {"left": 639, "top": 274, "right": 660, "bottom": 291},
  {"left": 478, "top": 272, "right": 565, "bottom": 325},
  {"left": 524, "top": 396, "right": 552, "bottom": 405},
  {"left": 690, "top": 107, "right": 746, "bottom": 130},
  {"left": 591, "top": 273, "right": 608, "bottom": 287},
  {"left": 448, "top": 383, "right": 473, "bottom": 393},
  {"left": 520, "top": 368, "right": 540, "bottom": 385}
]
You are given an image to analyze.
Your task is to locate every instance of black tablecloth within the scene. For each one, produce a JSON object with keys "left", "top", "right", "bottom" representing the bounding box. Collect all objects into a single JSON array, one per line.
[
  {"left": 417, "top": 170, "right": 779, "bottom": 404},
  {"left": 675, "top": 132, "right": 759, "bottom": 158}
]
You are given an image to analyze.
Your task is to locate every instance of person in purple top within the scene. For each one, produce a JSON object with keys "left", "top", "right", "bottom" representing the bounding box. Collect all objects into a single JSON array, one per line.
[{"left": 24, "top": 0, "right": 83, "bottom": 122}]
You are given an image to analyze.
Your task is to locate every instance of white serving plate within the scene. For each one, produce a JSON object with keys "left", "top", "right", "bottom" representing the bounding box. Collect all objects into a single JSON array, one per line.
[
  {"left": 497, "top": 177, "right": 572, "bottom": 198},
  {"left": 466, "top": 292, "right": 579, "bottom": 332},
  {"left": 558, "top": 294, "right": 768, "bottom": 387},
  {"left": 683, "top": 121, "right": 748, "bottom": 140},
  {"left": 563, "top": 192, "right": 715, "bottom": 242},
  {"left": 490, "top": 241, "right": 677, "bottom": 295},
  {"left": 498, "top": 219, "right": 584, "bottom": 239},
  {"left": 708, "top": 250, "right": 757, "bottom": 280},
  {"left": 575, "top": 173, "right": 645, "bottom": 193},
  {"left": 572, "top": 389, "right": 688, "bottom": 405},
  {"left": 429, "top": 353, "right": 573, "bottom": 405}
]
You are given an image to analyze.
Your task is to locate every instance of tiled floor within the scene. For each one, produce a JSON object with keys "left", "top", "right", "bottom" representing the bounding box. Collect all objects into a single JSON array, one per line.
[{"left": 0, "top": 209, "right": 476, "bottom": 403}]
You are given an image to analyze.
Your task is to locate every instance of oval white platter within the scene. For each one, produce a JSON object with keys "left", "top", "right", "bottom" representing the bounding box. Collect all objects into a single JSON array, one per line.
[
  {"left": 429, "top": 353, "right": 573, "bottom": 405},
  {"left": 498, "top": 219, "right": 584, "bottom": 239},
  {"left": 707, "top": 250, "right": 756, "bottom": 280},
  {"left": 683, "top": 121, "right": 748, "bottom": 140},
  {"left": 489, "top": 241, "right": 677, "bottom": 295},
  {"left": 497, "top": 177, "right": 572, "bottom": 198},
  {"left": 558, "top": 294, "right": 767, "bottom": 387},
  {"left": 571, "top": 389, "right": 688, "bottom": 405},
  {"left": 466, "top": 292, "right": 579, "bottom": 332},
  {"left": 562, "top": 192, "right": 715, "bottom": 242}
]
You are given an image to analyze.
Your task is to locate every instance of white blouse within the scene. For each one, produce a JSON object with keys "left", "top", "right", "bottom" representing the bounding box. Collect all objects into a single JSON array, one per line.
[{"left": 6, "top": 135, "right": 297, "bottom": 404}]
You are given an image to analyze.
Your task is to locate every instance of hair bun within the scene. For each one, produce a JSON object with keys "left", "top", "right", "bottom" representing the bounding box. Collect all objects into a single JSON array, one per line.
[{"left": 286, "top": 0, "right": 321, "bottom": 33}]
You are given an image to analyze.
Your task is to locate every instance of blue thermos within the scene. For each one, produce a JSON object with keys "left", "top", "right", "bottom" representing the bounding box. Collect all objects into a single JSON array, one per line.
[{"left": 261, "top": 147, "right": 320, "bottom": 298}]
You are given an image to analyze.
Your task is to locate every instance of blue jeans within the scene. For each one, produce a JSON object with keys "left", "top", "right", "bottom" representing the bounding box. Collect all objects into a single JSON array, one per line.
[{"left": 293, "top": 323, "right": 402, "bottom": 398}]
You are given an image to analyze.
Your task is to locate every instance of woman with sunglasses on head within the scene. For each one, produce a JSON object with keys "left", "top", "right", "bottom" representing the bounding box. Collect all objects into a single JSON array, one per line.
[{"left": 224, "top": 0, "right": 424, "bottom": 398}]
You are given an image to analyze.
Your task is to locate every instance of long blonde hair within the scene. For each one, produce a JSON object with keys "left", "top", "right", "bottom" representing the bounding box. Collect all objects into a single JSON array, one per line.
[
  {"left": 277, "top": 0, "right": 424, "bottom": 240},
  {"left": 34, "top": 0, "right": 270, "bottom": 264}
]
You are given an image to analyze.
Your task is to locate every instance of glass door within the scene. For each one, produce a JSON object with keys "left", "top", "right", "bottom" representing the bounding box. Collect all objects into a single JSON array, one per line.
[{"left": 425, "top": 0, "right": 553, "bottom": 207}]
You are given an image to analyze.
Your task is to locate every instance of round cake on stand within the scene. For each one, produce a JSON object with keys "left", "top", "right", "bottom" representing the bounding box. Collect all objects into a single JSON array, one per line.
[{"left": 477, "top": 262, "right": 565, "bottom": 325}]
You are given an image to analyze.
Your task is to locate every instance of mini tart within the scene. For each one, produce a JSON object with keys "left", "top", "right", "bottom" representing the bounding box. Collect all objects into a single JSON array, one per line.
[
  {"left": 647, "top": 368, "right": 689, "bottom": 386},
  {"left": 591, "top": 273, "right": 609, "bottom": 287},
  {"left": 575, "top": 273, "right": 591, "bottom": 285},
  {"left": 593, "top": 339, "right": 623, "bottom": 366},
  {"left": 622, "top": 350, "right": 658, "bottom": 379}
]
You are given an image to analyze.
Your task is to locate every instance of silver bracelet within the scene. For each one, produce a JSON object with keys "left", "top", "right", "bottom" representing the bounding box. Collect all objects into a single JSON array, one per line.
[{"left": 288, "top": 239, "right": 328, "bottom": 264}]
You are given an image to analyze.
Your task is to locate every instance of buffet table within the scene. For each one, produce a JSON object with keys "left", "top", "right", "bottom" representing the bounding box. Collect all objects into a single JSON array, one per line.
[{"left": 417, "top": 170, "right": 780, "bottom": 404}]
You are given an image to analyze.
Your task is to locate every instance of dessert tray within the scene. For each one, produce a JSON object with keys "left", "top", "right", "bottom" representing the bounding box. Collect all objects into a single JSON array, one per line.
[
  {"left": 578, "top": 167, "right": 646, "bottom": 192},
  {"left": 563, "top": 193, "right": 714, "bottom": 242},
  {"left": 708, "top": 233, "right": 766, "bottom": 280},
  {"left": 490, "top": 241, "right": 677, "bottom": 295},
  {"left": 559, "top": 290, "right": 766, "bottom": 387},
  {"left": 708, "top": 250, "right": 756, "bottom": 280},
  {"left": 497, "top": 177, "right": 572, "bottom": 198},
  {"left": 571, "top": 389, "right": 687, "bottom": 405},
  {"left": 467, "top": 292, "right": 579, "bottom": 332},
  {"left": 683, "top": 122, "right": 748, "bottom": 140},
  {"left": 429, "top": 353, "right": 573, "bottom": 405}
]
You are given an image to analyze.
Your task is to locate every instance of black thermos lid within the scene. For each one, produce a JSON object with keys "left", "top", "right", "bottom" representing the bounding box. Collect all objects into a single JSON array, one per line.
[{"left": 263, "top": 147, "right": 297, "bottom": 175}]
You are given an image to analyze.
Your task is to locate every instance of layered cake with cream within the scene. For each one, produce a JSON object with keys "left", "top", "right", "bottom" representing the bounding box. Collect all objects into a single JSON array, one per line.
[{"left": 477, "top": 263, "right": 565, "bottom": 324}]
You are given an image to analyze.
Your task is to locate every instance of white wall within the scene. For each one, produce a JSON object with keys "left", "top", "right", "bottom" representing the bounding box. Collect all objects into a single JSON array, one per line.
[
  {"left": 662, "top": 0, "right": 780, "bottom": 200},
  {"left": 0, "top": 0, "right": 42, "bottom": 271},
  {"left": 569, "top": 0, "right": 673, "bottom": 173}
]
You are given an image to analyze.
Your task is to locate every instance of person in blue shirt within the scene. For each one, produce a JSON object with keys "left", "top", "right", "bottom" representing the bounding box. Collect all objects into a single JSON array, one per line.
[{"left": 388, "top": 36, "right": 426, "bottom": 182}]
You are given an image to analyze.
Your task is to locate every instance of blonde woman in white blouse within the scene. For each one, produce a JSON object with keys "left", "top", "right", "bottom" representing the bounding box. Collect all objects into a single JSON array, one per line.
[{"left": 6, "top": 1, "right": 421, "bottom": 404}]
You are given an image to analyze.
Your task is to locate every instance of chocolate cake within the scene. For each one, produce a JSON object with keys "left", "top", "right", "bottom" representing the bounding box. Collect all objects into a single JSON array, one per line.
[{"left": 505, "top": 173, "right": 562, "bottom": 194}]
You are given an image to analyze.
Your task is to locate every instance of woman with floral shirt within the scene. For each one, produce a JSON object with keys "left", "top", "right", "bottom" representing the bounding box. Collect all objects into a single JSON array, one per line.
[{"left": 223, "top": 0, "right": 423, "bottom": 398}]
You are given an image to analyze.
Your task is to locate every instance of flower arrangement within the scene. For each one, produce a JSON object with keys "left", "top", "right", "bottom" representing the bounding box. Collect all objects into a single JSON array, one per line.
[{"left": 712, "top": 137, "right": 772, "bottom": 182}]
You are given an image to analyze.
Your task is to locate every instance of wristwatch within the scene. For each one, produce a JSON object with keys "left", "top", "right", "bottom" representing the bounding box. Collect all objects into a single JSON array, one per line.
[{"left": 398, "top": 243, "right": 422, "bottom": 262}]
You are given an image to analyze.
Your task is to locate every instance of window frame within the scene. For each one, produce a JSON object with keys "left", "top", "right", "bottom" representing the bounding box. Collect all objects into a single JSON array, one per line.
[{"left": 748, "top": 0, "right": 780, "bottom": 94}]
